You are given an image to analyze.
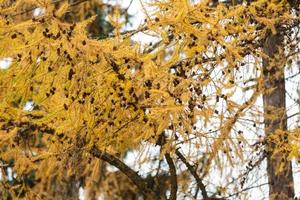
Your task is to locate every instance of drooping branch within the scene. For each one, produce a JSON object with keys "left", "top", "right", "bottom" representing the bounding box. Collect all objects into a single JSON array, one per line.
[
  {"left": 90, "top": 146, "right": 156, "bottom": 199},
  {"left": 165, "top": 153, "right": 177, "bottom": 200}
]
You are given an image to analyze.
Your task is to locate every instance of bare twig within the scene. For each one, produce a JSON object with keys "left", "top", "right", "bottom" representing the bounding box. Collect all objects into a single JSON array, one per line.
[{"left": 224, "top": 183, "right": 269, "bottom": 199}]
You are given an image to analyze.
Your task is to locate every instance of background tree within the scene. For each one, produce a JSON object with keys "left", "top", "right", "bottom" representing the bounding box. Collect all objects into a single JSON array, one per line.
[{"left": 0, "top": 0, "right": 299, "bottom": 200}]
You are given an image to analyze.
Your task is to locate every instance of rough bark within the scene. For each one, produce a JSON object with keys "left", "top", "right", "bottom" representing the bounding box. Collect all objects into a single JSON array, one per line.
[{"left": 263, "top": 33, "right": 294, "bottom": 200}]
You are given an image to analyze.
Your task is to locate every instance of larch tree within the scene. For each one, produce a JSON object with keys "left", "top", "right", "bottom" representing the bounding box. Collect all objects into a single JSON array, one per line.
[
  {"left": 0, "top": 0, "right": 299, "bottom": 200},
  {"left": 0, "top": 0, "right": 137, "bottom": 199}
]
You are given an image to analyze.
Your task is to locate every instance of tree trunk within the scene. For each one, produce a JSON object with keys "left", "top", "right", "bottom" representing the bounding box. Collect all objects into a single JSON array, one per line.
[{"left": 263, "top": 33, "right": 294, "bottom": 200}]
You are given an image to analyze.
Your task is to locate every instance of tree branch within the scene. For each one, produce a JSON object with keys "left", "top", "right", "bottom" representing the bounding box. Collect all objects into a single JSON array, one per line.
[
  {"left": 165, "top": 153, "right": 177, "bottom": 200},
  {"left": 224, "top": 182, "right": 269, "bottom": 199},
  {"left": 175, "top": 149, "right": 208, "bottom": 199},
  {"left": 90, "top": 146, "right": 156, "bottom": 198}
]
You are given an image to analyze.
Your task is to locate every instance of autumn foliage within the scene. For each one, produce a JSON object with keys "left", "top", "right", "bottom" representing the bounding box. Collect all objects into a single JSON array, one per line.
[{"left": 0, "top": 0, "right": 299, "bottom": 199}]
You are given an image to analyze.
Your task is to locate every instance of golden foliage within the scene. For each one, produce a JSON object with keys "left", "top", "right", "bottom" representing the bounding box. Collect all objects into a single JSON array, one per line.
[{"left": 0, "top": 0, "right": 299, "bottom": 199}]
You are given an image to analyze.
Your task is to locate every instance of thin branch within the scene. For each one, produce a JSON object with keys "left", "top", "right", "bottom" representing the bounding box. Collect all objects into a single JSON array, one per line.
[
  {"left": 224, "top": 182, "right": 269, "bottom": 199},
  {"left": 175, "top": 149, "right": 208, "bottom": 200},
  {"left": 165, "top": 153, "right": 178, "bottom": 200},
  {"left": 123, "top": 0, "right": 134, "bottom": 13},
  {"left": 108, "top": 26, "right": 148, "bottom": 38},
  {"left": 286, "top": 71, "right": 300, "bottom": 80},
  {"left": 211, "top": 153, "right": 267, "bottom": 198},
  {"left": 287, "top": 112, "right": 300, "bottom": 120}
]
